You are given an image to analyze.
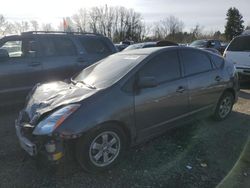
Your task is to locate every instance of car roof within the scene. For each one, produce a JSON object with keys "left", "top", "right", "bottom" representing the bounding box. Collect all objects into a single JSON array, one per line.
[
  {"left": 118, "top": 46, "right": 169, "bottom": 55},
  {"left": 1, "top": 31, "right": 104, "bottom": 39},
  {"left": 119, "top": 46, "right": 193, "bottom": 55},
  {"left": 120, "top": 46, "right": 216, "bottom": 56}
]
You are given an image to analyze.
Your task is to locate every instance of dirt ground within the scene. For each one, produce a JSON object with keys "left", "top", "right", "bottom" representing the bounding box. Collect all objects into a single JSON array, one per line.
[{"left": 0, "top": 88, "right": 249, "bottom": 188}]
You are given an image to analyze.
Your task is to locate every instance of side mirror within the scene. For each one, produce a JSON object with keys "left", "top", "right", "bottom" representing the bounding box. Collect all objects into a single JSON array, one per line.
[
  {"left": 0, "top": 49, "right": 9, "bottom": 61},
  {"left": 137, "top": 76, "right": 158, "bottom": 89}
]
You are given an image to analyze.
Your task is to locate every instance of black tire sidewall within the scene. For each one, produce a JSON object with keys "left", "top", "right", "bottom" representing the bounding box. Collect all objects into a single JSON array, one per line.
[{"left": 75, "top": 124, "right": 127, "bottom": 173}]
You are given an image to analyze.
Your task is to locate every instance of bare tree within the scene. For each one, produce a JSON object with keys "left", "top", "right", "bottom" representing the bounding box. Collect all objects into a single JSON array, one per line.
[
  {"left": 152, "top": 15, "right": 184, "bottom": 41},
  {"left": 0, "top": 15, "right": 13, "bottom": 35},
  {"left": 88, "top": 7, "right": 100, "bottom": 33},
  {"left": 30, "top": 20, "right": 39, "bottom": 31},
  {"left": 11, "top": 21, "right": 30, "bottom": 34},
  {"left": 41, "top": 23, "right": 54, "bottom": 31},
  {"left": 167, "top": 16, "right": 184, "bottom": 35},
  {"left": 72, "top": 8, "right": 89, "bottom": 32},
  {"left": 191, "top": 24, "right": 204, "bottom": 39}
]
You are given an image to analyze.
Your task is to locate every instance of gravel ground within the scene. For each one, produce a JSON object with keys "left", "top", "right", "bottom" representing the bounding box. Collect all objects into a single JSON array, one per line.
[{"left": 0, "top": 88, "right": 249, "bottom": 188}]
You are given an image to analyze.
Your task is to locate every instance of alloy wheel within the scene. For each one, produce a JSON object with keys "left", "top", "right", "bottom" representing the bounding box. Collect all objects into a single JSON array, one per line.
[{"left": 89, "top": 131, "right": 121, "bottom": 167}]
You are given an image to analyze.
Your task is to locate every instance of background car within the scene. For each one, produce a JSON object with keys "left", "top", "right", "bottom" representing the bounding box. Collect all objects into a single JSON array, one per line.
[
  {"left": 114, "top": 43, "right": 129, "bottom": 51},
  {"left": 189, "top": 39, "right": 226, "bottom": 54},
  {"left": 0, "top": 31, "right": 117, "bottom": 106},
  {"left": 123, "top": 40, "right": 178, "bottom": 51},
  {"left": 223, "top": 34, "right": 250, "bottom": 82},
  {"left": 203, "top": 48, "right": 221, "bottom": 55},
  {"left": 16, "top": 46, "right": 238, "bottom": 173}
]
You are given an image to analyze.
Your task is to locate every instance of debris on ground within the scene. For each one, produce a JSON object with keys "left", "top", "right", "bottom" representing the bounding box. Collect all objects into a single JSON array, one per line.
[{"left": 186, "top": 165, "right": 192, "bottom": 170}]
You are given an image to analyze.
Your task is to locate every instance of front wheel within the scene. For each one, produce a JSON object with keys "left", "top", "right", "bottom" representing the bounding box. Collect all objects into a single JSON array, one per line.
[
  {"left": 75, "top": 124, "right": 127, "bottom": 173},
  {"left": 213, "top": 91, "right": 234, "bottom": 120}
]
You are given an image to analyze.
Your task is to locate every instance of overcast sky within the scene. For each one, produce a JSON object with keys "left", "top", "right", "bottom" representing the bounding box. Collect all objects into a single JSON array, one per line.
[{"left": 1, "top": 0, "right": 250, "bottom": 32}]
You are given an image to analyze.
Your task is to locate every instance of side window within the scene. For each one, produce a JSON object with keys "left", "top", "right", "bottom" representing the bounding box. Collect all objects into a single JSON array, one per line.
[
  {"left": 0, "top": 40, "right": 22, "bottom": 57},
  {"left": 53, "top": 37, "right": 76, "bottom": 56},
  {"left": 40, "top": 38, "right": 56, "bottom": 57},
  {"left": 79, "top": 37, "right": 111, "bottom": 54},
  {"left": 181, "top": 50, "right": 212, "bottom": 76},
  {"left": 40, "top": 37, "right": 76, "bottom": 57},
  {"left": 139, "top": 50, "right": 181, "bottom": 83},
  {"left": 210, "top": 54, "right": 224, "bottom": 68},
  {"left": 227, "top": 36, "right": 250, "bottom": 51},
  {"left": 0, "top": 38, "right": 37, "bottom": 58}
]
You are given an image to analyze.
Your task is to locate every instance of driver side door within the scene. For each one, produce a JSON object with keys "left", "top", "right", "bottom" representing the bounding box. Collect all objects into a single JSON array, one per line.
[{"left": 134, "top": 50, "right": 189, "bottom": 139}]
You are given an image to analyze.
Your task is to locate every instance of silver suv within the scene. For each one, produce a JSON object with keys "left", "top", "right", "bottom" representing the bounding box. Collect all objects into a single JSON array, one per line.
[{"left": 224, "top": 34, "right": 250, "bottom": 81}]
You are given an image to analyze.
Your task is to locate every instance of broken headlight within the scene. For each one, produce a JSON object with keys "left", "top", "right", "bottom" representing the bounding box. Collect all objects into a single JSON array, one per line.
[{"left": 33, "top": 104, "right": 80, "bottom": 135}]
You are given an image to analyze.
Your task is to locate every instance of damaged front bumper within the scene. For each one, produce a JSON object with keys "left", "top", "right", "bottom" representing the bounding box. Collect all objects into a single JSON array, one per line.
[
  {"left": 15, "top": 123, "right": 37, "bottom": 156},
  {"left": 15, "top": 114, "right": 64, "bottom": 161}
]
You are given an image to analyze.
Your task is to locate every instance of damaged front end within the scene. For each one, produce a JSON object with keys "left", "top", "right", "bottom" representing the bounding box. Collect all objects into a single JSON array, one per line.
[
  {"left": 15, "top": 81, "right": 97, "bottom": 162},
  {"left": 15, "top": 106, "right": 77, "bottom": 162}
]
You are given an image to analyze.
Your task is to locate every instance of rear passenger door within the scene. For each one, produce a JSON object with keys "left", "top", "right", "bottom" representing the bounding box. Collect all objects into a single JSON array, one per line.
[
  {"left": 179, "top": 49, "right": 224, "bottom": 112},
  {"left": 39, "top": 35, "right": 79, "bottom": 82}
]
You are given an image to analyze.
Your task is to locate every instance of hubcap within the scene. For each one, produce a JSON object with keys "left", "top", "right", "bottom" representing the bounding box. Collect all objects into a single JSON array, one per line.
[
  {"left": 219, "top": 96, "right": 232, "bottom": 118},
  {"left": 89, "top": 131, "right": 120, "bottom": 167}
]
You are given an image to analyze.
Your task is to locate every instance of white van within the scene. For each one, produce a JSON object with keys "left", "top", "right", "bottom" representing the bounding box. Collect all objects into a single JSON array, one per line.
[{"left": 224, "top": 34, "right": 250, "bottom": 79}]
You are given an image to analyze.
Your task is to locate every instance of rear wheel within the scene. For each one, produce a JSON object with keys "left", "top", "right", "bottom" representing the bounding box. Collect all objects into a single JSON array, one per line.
[
  {"left": 75, "top": 124, "right": 127, "bottom": 173},
  {"left": 214, "top": 91, "right": 234, "bottom": 120}
]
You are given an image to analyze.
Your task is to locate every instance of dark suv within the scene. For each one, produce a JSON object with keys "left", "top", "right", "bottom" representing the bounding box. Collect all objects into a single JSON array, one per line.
[
  {"left": 0, "top": 31, "right": 117, "bottom": 105},
  {"left": 16, "top": 47, "right": 238, "bottom": 173}
]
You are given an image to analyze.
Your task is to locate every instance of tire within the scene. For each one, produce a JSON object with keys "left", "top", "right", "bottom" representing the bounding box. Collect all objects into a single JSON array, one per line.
[
  {"left": 75, "top": 124, "right": 127, "bottom": 173},
  {"left": 213, "top": 91, "right": 234, "bottom": 121}
]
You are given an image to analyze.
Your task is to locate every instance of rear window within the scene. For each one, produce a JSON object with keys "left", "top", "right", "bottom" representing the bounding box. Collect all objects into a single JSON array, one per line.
[
  {"left": 79, "top": 37, "right": 112, "bottom": 54},
  {"left": 227, "top": 36, "right": 250, "bottom": 52},
  {"left": 210, "top": 54, "right": 224, "bottom": 68},
  {"left": 180, "top": 49, "right": 212, "bottom": 76}
]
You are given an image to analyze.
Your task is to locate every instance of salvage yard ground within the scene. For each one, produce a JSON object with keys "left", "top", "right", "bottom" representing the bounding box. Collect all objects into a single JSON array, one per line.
[{"left": 0, "top": 88, "right": 250, "bottom": 188}]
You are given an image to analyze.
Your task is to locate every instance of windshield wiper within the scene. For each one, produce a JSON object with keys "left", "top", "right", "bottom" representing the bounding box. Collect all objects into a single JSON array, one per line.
[
  {"left": 71, "top": 78, "right": 96, "bottom": 89},
  {"left": 70, "top": 78, "right": 77, "bottom": 85}
]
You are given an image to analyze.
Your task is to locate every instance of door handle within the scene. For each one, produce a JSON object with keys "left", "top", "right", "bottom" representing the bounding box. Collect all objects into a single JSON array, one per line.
[
  {"left": 215, "top": 76, "right": 222, "bottom": 82},
  {"left": 176, "top": 86, "right": 185, "bottom": 93},
  {"left": 29, "top": 62, "right": 41, "bottom": 67}
]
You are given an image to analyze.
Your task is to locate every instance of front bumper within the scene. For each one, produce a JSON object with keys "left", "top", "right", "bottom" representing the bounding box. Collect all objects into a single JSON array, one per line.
[
  {"left": 15, "top": 122, "right": 37, "bottom": 156},
  {"left": 15, "top": 115, "right": 64, "bottom": 161}
]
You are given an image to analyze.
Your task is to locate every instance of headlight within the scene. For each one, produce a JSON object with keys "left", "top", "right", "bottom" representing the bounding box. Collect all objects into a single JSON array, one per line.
[{"left": 33, "top": 104, "right": 80, "bottom": 135}]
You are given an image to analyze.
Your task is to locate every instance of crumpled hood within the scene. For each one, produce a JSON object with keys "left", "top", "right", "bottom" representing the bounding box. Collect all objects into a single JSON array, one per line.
[{"left": 24, "top": 81, "right": 98, "bottom": 123}]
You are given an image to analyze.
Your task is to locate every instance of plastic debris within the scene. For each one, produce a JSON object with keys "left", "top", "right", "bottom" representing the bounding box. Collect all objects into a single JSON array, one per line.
[
  {"left": 200, "top": 162, "right": 208, "bottom": 168},
  {"left": 186, "top": 165, "right": 192, "bottom": 170}
]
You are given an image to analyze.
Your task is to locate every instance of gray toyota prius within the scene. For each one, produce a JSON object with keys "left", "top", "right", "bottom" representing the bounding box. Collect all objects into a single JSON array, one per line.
[{"left": 15, "top": 46, "right": 239, "bottom": 173}]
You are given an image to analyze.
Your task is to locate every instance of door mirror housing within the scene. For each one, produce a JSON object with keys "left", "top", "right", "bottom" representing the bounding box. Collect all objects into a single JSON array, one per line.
[
  {"left": 137, "top": 76, "right": 158, "bottom": 89},
  {"left": 0, "top": 49, "right": 9, "bottom": 61}
]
